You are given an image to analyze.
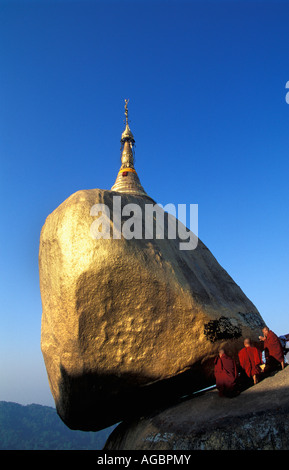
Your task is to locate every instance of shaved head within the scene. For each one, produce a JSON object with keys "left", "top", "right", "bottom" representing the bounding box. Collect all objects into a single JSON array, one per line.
[{"left": 262, "top": 327, "right": 269, "bottom": 337}]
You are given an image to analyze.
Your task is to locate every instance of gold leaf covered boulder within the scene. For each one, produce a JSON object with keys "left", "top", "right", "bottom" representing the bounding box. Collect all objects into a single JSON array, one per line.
[{"left": 39, "top": 102, "right": 265, "bottom": 431}]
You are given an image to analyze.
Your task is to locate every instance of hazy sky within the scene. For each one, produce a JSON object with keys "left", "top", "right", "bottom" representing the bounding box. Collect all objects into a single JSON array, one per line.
[{"left": 1, "top": 0, "right": 289, "bottom": 407}]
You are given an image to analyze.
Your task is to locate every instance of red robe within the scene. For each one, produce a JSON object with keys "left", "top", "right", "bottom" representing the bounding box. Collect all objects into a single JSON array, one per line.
[
  {"left": 214, "top": 353, "right": 238, "bottom": 396},
  {"left": 238, "top": 346, "right": 263, "bottom": 378},
  {"left": 264, "top": 330, "right": 284, "bottom": 364}
]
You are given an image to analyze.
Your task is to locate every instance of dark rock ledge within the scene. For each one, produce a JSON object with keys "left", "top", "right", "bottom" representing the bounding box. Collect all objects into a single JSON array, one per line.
[{"left": 104, "top": 366, "right": 289, "bottom": 450}]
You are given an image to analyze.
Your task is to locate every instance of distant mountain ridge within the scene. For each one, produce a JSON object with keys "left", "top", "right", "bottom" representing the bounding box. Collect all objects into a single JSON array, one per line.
[{"left": 0, "top": 401, "right": 115, "bottom": 450}]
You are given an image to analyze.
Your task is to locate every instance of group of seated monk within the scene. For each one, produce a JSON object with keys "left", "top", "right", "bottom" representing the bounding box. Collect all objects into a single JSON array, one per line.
[{"left": 214, "top": 326, "right": 286, "bottom": 398}]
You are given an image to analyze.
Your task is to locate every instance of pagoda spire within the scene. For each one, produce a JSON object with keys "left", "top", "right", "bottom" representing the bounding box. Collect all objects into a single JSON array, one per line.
[{"left": 111, "top": 100, "right": 147, "bottom": 196}]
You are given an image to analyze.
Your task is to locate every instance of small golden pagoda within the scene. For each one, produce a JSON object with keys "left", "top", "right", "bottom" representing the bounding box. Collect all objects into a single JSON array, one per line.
[{"left": 111, "top": 100, "right": 147, "bottom": 196}]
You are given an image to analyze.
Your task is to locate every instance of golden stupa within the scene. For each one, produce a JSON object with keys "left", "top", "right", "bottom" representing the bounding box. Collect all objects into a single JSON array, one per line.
[{"left": 111, "top": 99, "right": 147, "bottom": 196}]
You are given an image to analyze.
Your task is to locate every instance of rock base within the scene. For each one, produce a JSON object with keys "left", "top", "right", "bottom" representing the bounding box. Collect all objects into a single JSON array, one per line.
[{"left": 104, "top": 367, "right": 289, "bottom": 450}]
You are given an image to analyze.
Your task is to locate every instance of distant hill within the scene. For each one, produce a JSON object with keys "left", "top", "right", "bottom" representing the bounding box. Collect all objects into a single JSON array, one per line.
[{"left": 0, "top": 401, "right": 116, "bottom": 450}]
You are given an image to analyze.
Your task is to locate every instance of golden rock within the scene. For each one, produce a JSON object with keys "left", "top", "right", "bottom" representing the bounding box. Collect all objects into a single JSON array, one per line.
[{"left": 39, "top": 189, "right": 265, "bottom": 431}]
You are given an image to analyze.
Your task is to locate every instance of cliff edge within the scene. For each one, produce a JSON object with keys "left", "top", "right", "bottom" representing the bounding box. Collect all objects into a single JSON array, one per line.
[{"left": 104, "top": 366, "right": 289, "bottom": 450}]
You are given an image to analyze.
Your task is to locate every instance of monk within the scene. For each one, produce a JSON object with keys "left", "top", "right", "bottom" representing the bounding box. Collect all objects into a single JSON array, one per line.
[
  {"left": 259, "top": 326, "right": 285, "bottom": 372},
  {"left": 238, "top": 338, "right": 263, "bottom": 385},
  {"left": 214, "top": 348, "right": 238, "bottom": 397}
]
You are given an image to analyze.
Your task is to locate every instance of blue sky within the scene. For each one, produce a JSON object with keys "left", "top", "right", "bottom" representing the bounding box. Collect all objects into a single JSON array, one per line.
[{"left": 0, "top": 0, "right": 289, "bottom": 407}]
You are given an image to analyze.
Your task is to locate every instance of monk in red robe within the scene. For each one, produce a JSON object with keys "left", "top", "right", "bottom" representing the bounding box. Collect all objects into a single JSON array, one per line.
[
  {"left": 259, "top": 327, "right": 284, "bottom": 372},
  {"left": 238, "top": 338, "right": 263, "bottom": 385},
  {"left": 214, "top": 349, "right": 238, "bottom": 397}
]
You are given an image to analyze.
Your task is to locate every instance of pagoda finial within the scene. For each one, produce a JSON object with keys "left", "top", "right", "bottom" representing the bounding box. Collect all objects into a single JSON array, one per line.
[
  {"left": 124, "top": 99, "right": 129, "bottom": 126},
  {"left": 111, "top": 100, "right": 147, "bottom": 196},
  {"left": 121, "top": 99, "right": 135, "bottom": 144}
]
